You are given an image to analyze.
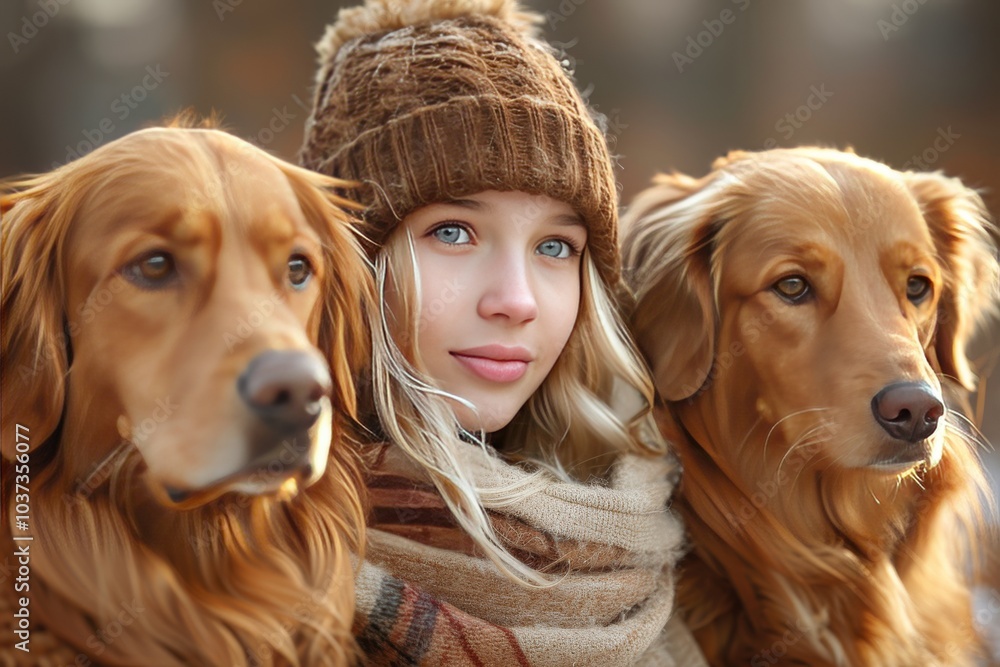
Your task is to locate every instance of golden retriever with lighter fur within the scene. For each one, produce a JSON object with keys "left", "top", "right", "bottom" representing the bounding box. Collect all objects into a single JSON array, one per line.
[
  {"left": 1, "top": 125, "right": 371, "bottom": 665},
  {"left": 622, "top": 147, "right": 999, "bottom": 666}
]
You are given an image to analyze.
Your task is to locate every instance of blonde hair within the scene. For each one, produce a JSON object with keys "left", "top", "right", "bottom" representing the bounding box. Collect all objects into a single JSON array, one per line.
[{"left": 361, "top": 228, "right": 666, "bottom": 586}]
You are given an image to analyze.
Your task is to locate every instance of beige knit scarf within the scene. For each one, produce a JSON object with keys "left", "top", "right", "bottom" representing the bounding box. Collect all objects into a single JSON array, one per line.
[
  {"left": 355, "top": 443, "right": 707, "bottom": 666},
  {"left": 1, "top": 445, "right": 706, "bottom": 666}
]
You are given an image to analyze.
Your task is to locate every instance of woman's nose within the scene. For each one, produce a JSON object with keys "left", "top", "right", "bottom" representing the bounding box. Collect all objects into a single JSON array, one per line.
[{"left": 476, "top": 254, "right": 538, "bottom": 323}]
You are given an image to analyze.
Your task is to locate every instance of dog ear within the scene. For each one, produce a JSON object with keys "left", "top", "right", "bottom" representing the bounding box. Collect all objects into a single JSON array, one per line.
[
  {"left": 278, "top": 163, "right": 373, "bottom": 420},
  {"left": 903, "top": 171, "right": 999, "bottom": 391},
  {"left": 622, "top": 172, "right": 723, "bottom": 402},
  {"left": 1, "top": 177, "right": 71, "bottom": 459}
]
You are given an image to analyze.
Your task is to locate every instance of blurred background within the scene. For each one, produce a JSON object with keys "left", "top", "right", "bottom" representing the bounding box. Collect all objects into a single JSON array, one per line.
[{"left": 1, "top": 0, "right": 997, "bottom": 606}]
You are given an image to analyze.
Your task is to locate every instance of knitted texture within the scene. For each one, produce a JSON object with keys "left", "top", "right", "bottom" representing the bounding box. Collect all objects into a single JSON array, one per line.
[
  {"left": 354, "top": 443, "right": 707, "bottom": 666},
  {"left": 299, "top": 0, "right": 621, "bottom": 286}
]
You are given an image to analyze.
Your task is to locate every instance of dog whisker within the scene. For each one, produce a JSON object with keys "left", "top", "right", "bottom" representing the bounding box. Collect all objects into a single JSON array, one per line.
[
  {"left": 777, "top": 428, "right": 829, "bottom": 483},
  {"left": 774, "top": 421, "right": 829, "bottom": 472},
  {"left": 868, "top": 485, "right": 881, "bottom": 505},
  {"left": 775, "top": 435, "right": 823, "bottom": 478},
  {"left": 624, "top": 145, "right": 998, "bottom": 665},
  {"left": 0, "top": 125, "right": 370, "bottom": 664},
  {"left": 74, "top": 438, "right": 137, "bottom": 498},
  {"left": 736, "top": 415, "right": 764, "bottom": 458},
  {"left": 947, "top": 411, "right": 992, "bottom": 452},
  {"left": 764, "top": 407, "right": 831, "bottom": 462},
  {"left": 934, "top": 370, "right": 966, "bottom": 388}
]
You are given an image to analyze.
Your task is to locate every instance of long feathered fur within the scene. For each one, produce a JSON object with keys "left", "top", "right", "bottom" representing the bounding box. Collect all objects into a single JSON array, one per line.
[
  {"left": 1, "top": 125, "right": 372, "bottom": 665},
  {"left": 623, "top": 147, "right": 1000, "bottom": 666}
]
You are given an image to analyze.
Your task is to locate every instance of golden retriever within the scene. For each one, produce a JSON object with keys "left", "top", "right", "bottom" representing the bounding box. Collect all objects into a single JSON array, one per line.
[
  {"left": 1, "top": 125, "right": 371, "bottom": 665},
  {"left": 622, "top": 148, "right": 999, "bottom": 666}
]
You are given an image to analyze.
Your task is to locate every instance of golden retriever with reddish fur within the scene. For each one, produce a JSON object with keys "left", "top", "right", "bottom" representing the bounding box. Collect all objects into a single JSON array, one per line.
[
  {"left": 1, "top": 126, "right": 371, "bottom": 665},
  {"left": 622, "top": 148, "right": 999, "bottom": 666}
]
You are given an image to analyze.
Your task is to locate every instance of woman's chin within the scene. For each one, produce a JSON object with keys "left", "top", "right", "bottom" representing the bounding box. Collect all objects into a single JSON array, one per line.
[{"left": 454, "top": 402, "right": 517, "bottom": 435}]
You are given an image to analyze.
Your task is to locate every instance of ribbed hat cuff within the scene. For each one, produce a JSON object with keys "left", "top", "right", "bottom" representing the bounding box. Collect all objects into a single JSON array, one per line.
[{"left": 311, "top": 94, "right": 619, "bottom": 285}]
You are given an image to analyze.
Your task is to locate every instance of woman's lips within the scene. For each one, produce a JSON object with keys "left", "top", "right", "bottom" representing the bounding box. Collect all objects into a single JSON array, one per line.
[{"left": 451, "top": 345, "right": 531, "bottom": 383}]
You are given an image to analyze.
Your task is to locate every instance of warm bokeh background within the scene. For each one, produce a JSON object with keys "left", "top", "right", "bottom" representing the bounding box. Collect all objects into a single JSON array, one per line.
[{"left": 2, "top": 0, "right": 997, "bottom": 585}]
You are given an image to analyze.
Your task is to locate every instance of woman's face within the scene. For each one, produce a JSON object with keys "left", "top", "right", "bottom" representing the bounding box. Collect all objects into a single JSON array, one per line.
[{"left": 387, "top": 190, "right": 585, "bottom": 432}]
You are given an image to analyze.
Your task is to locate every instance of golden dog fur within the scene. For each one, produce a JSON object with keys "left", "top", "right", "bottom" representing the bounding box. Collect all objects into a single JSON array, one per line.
[
  {"left": 623, "top": 148, "right": 999, "bottom": 666},
  {"left": 1, "top": 126, "right": 371, "bottom": 665}
]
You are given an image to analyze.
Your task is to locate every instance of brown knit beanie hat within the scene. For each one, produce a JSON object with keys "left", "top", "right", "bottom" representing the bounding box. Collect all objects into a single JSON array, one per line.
[{"left": 299, "top": 0, "right": 620, "bottom": 286}]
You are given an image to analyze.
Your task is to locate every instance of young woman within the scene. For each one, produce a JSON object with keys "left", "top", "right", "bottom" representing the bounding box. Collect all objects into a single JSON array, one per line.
[{"left": 300, "top": 1, "right": 703, "bottom": 664}]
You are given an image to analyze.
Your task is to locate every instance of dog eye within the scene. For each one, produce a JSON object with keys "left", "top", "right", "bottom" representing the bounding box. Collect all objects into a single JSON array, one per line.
[
  {"left": 773, "top": 276, "right": 810, "bottom": 303},
  {"left": 122, "top": 251, "right": 176, "bottom": 289},
  {"left": 906, "top": 276, "right": 932, "bottom": 304},
  {"left": 287, "top": 254, "right": 313, "bottom": 291}
]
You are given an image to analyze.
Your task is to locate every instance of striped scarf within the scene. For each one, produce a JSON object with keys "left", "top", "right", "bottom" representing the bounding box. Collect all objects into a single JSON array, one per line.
[{"left": 354, "top": 443, "right": 706, "bottom": 666}]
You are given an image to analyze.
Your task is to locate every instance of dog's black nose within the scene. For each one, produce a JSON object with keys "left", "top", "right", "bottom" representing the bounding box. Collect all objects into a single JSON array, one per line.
[
  {"left": 871, "top": 382, "right": 944, "bottom": 443},
  {"left": 238, "top": 350, "right": 332, "bottom": 432}
]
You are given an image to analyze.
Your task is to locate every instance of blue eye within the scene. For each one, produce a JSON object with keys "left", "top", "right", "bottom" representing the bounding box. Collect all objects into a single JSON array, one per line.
[
  {"left": 537, "top": 239, "right": 573, "bottom": 259},
  {"left": 288, "top": 254, "right": 313, "bottom": 291},
  {"left": 432, "top": 224, "right": 471, "bottom": 245}
]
